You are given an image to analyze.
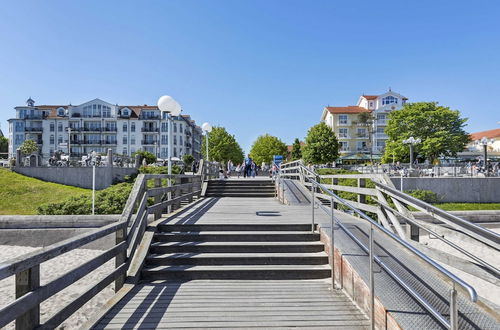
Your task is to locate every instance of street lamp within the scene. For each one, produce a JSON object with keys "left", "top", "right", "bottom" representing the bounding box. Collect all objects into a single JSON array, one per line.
[
  {"left": 403, "top": 137, "right": 421, "bottom": 169},
  {"left": 201, "top": 122, "right": 212, "bottom": 161},
  {"left": 157, "top": 95, "right": 182, "bottom": 176},
  {"left": 477, "top": 137, "right": 494, "bottom": 176}
]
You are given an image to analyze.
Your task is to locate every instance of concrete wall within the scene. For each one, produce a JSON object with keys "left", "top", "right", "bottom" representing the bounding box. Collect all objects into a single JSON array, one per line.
[
  {"left": 391, "top": 177, "right": 500, "bottom": 203},
  {"left": 12, "top": 166, "right": 138, "bottom": 190}
]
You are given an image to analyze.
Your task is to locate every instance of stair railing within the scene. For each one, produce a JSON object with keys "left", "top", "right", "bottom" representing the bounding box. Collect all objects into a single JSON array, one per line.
[{"left": 0, "top": 172, "right": 203, "bottom": 329}]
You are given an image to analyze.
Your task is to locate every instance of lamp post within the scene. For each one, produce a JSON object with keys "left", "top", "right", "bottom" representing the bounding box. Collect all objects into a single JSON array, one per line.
[
  {"left": 403, "top": 137, "right": 421, "bottom": 169},
  {"left": 201, "top": 122, "right": 212, "bottom": 161},
  {"left": 477, "top": 137, "right": 494, "bottom": 176},
  {"left": 157, "top": 96, "right": 182, "bottom": 176}
]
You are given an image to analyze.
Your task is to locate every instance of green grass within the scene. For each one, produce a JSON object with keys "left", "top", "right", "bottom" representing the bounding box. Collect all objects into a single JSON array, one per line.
[
  {"left": 432, "top": 203, "right": 500, "bottom": 211},
  {"left": 0, "top": 168, "right": 91, "bottom": 215}
]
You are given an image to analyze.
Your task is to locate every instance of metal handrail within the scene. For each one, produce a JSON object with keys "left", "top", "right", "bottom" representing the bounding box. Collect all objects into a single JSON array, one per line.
[{"left": 282, "top": 161, "right": 478, "bottom": 330}]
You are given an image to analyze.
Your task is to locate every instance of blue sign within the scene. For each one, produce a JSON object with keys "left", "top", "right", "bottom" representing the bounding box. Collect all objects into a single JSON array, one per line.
[{"left": 273, "top": 155, "right": 283, "bottom": 165}]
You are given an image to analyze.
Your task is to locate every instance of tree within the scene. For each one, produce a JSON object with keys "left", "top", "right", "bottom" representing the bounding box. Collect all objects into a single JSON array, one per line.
[
  {"left": 353, "top": 112, "right": 375, "bottom": 163},
  {"left": 201, "top": 126, "right": 244, "bottom": 164},
  {"left": 0, "top": 136, "right": 8, "bottom": 159},
  {"left": 250, "top": 134, "right": 287, "bottom": 165},
  {"left": 132, "top": 150, "right": 156, "bottom": 164},
  {"left": 382, "top": 102, "right": 470, "bottom": 163},
  {"left": 302, "top": 122, "right": 339, "bottom": 164},
  {"left": 291, "top": 138, "right": 302, "bottom": 160},
  {"left": 182, "top": 154, "right": 195, "bottom": 168},
  {"left": 19, "top": 139, "right": 38, "bottom": 155}
]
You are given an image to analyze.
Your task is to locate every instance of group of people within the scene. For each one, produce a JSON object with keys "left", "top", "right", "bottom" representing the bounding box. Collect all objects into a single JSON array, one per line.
[{"left": 221, "top": 155, "right": 258, "bottom": 178}]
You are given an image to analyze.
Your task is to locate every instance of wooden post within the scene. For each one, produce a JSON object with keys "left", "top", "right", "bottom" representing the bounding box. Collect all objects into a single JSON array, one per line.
[
  {"left": 188, "top": 177, "right": 194, "bottom": 203},
  {"left": 332, "top": 178, "right": 338, "bottom": 209},
  {"left": 16, "top": 266, "right": 40, "bottom": 330},
  {"left": 154, "top": 178, "right": 162, "bottom": 220},
  {"left": 115, "top": 227, "right": 126, "bottom": 292}
]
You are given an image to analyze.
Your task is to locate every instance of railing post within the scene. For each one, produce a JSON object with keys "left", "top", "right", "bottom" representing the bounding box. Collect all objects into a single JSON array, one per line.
[
  {"left": 115, "top": 226, "right": 126, "bottom": 292},
  {"left": 188, "top": 177, "right": 194, "bottom": 203},
  {"left": 450, "top": 284, "right": 458, "bottom": 330},
  {"left": 330, "top": 196, "right": 335, "bottom": 289},
  {"left": 369, "top": 223, "right": 375, "bottom": 330},
  {"left": 332, "top": 178, "right": 338, "bottom": 209},
  {"left": 15, "top": 266, "right": 40, "bottom": 330},
  {"left": 154, "top": 178, "right": 162, "bottom": 220},
  {"left": 358, "top": 178, "right": 366, "bottom": 204},
  {"left": 311, "top": 181, "right": 315, "bottom": 232}
]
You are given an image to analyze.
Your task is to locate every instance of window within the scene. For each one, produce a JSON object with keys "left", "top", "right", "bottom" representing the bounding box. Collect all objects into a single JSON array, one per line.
[
  {"left": 357, "top": 128, "right": 367, "bottom": 138},
  {"left": 58, "top": 135, "right": 63, "bottom": 144},
  {"left": 58, "top": 122, "right": 63, "bottom": 132},
  {"left": 180, "top": 124, "right": 183, "bottom": 133},
  {"left": 123, "top": 147, "right": 128, "bottom": 155},
  {"left": 338, "top": 115, "right": 348, "bottom": 125},
  {"left": 131, "top": 135, "right": 135, "bottom": 144},
  {"left": 50, "top": 135, "right": 55, "bottom": 144},
  {"left": 161, "top": 147, "right": 167, "bottom": 158},
  {"left": 123, "top": 136, "right": 127, "bottom": 144},
  {"left": 340, "top": 142, "right": 349, "bottom": 151},
  {"left": 376, "top": 141, "right": 386, "bottom": 149},
  {"left": 174, "top": 147, "right": 177, "bottom": 157},
  {"left": 376, "top": 127, "right": 385, "bottom": 134},
  {"left": 382, "top": 96, "right": 398, "bottom": 105},
  {"left": 173, "top": 123, "right": 177, "bottom": 133},
  {"left": 58, "top": 108, "right": 65, "bottom": 116},
  {"left": 15, "top": 122, "right": 24, "bottom": 132},
  {"left": 131, "top": 123, "right": 136, "bottom": 132},
  {"left": 357, "top": 141, "right": 367, "bottom": 151},
  {"left": 161, "top": 122, "right": 168, "bottom": 132},
  {"left": 103, "top": 106, "right": 111, "bottom": 117},
  {"left": 338, "top": 128, "right": 348, "bottom": 138},
  {"left": 174, "top": 136, "right": 177, "bottom": 145},
  {"left": 161, "top": 135, "right": 168, "bottom": 144},
  {"left": 180, "top": 136, "right": 183, "bottom": 145},
  {"left": 131, "top": 147, "right": 136, "bottom": 154},
  {"left": 123, "top": 123, "right": 128, "bottom": 132},
  {"left": 369, "top": 102, "right": 374, "bottom": 108}
]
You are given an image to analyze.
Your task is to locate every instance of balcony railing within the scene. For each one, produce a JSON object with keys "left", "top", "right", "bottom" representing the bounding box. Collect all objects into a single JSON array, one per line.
[
  {"left": 141, "top": 127, "right": 159, "bottom": 132},
  {"left": 141, "top": 140, "right": 158, "bottom": 145},
  {"left": 21, "top": 114, "right": 46, "bottom": 120},
  {"left": 82, "top": 127, "right": 102, "bottom": 132},
  {"left": 102, "top": 127, "right": 117, "bottom": 132},
  {"left": 25, "top": 127, "right": 43, "bottom": 132},
  {"left": 139, "top": 114, "right": 160, "bottom": 120}
]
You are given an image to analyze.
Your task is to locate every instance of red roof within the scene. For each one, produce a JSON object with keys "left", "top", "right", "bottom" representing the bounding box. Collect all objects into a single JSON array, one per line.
[
  {"left": 362, "top": 95, "right": 378, "bottom": 100},
  {"left": 470, "top": 128, "right": 500, "bottom": 141},
  {"left": 287, "top": 142, "right": 305, "bottom": 152},
  {"left": 325, "top": 106, "right": 371, "bottom": 114}
]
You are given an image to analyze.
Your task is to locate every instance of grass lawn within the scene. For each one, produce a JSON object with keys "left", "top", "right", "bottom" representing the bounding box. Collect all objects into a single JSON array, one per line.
[
  {"left": 0, "top": 168, "right": 91, "bottom": 215},
  {"left": 432, "top": 203, "right": 500, "bottom": 211}
]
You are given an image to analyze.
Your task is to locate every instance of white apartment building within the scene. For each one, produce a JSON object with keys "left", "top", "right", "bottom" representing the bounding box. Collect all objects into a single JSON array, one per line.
[
  {"left": 320, "top": 90, "right": 408, "bottom": 161},
  {"left": 8, "top": 98, "right": 203, "bottom": 161}
]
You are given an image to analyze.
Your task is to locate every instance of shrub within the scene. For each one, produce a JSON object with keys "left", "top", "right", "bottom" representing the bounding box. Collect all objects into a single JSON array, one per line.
[
  {"left": 405, "top": 189, "right": 441, "bottom": 204},
  {"left": 132, "top": 150, "right": 156, "bottom": 164},
  {"left": 37, "top": 182, "right": 133, "bottom": 215},
  {"left": 139, "top": 165, "right": 182, "bottom": 175},
  {"left": 183, "top": 154, "right": 195, "bottom": 168}
]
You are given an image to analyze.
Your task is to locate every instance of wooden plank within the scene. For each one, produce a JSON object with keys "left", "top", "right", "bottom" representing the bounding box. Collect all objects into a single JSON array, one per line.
[
  {"left": 147, "top": 183, "right": 196, "bottom": 198},
  {"left": 320, "top": 184, "right": 377, "bottom": 196},
  {"left": 319, "top": 174, "right": 376, "bottom": 179},
  {"left": 120, "top": 175, "right": 146, "bottom": 226},
  {"left": 0, "top": 220, "right": 127, "bottom": 281},
  {"left": 0, "top": 243, "right": 126, "bottom": 329},
  {"left": 315, "top": 193, "right": 378, "bottom": 213},
  {"left": 148, "top": 191, "right": 201, "bottom": 214}
]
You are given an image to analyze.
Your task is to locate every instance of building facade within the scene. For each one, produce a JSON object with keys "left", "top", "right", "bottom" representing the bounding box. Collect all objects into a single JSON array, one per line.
[
  {"left": 320, "top": 90, "right": 408, "bottom": 162},
  {"left": 468, "top": 128, "right": 500, "bottom": 152},
  {"left": 8, "top": 98, "right": 203, "bottom": 161}
]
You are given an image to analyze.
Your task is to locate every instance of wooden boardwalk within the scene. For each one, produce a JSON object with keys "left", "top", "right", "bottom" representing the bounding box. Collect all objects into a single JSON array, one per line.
[{"left": 93, "top": 197, "right": 369, "bottom": 329}]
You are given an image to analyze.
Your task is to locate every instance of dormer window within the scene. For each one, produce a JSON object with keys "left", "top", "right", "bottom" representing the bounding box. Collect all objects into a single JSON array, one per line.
[
  {"left": 382, "top": 96, "right": 398, "bottom": 105},
  {"left": 57, "top": 107, "right": 65, "bottom": 116}
]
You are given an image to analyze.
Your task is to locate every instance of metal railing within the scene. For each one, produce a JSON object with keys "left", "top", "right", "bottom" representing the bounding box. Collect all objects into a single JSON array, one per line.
[{"left": 277, "top": 160, "right": 480, "bottom": 330}]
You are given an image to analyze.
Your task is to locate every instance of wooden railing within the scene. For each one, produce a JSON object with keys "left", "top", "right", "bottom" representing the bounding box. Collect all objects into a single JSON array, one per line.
[{"left": 0, "top": 168, "right": 207, "bottom": 329}]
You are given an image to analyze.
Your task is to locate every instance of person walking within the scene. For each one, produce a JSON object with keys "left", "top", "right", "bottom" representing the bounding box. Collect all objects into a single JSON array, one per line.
[
  {"left": 251, "top": 161, "right": 256, "bottom": 178},
  {"left": 235, "top": 164, "right": 241, "bottom": 178},
  {"left": 227, "top": 160, "right": 233, "bottom": 178},
  {"left": 244, "top": 154, "right": 252, "bottom": 178}
]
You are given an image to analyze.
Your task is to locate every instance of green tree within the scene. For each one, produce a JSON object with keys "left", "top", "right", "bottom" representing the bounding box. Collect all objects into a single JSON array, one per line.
[
  {"left": 250, "top": 134, "right": 287, "bottom": 165},
  {"left": 0, "top": 136, "right": 8, "bottom": 159},
  {"left": 182, "top": 154, "right": 195, "bottom": 168},
  {"left": 19, "top": 139, "right": 38, "bottom": 155},
  {"left": 291, "top": 138, "right": 302, "bottom": 160},
  {"left": 353, "top": 112, "right": 375, "bottom": 163},
  {"left": 132, "top": 150, "right": 156, "bottom": 164},
  {"left": 201, "top": 126, "right": 244, "bottom": 164},
  {"left": 302, "top": 122, "right": 339, "bottom": 164},
  {"left": 382, "top": 102, "right": 470, "bottom": 163}
]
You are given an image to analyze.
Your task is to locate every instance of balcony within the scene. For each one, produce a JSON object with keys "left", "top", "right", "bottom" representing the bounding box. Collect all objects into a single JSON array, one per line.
[
  {"left": 82, "top": 140, "right": 101, "bottom": 145},
  {"left": 141, "top": 127, "right": 159, "bottom": 133},
  {"left": 142, "top": 140, "right": 158, "bottom": 145},
  {"left": 71, "top": 113, "right": 81, "bottom": 118},
  {"left": 82, "top": 127, "right": 102, "bottom": 132},
  {"left": 22, "top": 114, "right": 46, "bottom": 120},
  {"left": 102, "top": 127, "right": 117, "bottom": 132},
  {"left": 25, "top": 127, "right": 43, "bottom": 132},
  {"left": 69, "top": 126, "right": 82, "bottom": 131},
  {"left": 375, "top": 133, "right": 387, "bottom": 139},
  {"left": 376, "top": 120, "right": 387, "bottom": 125},
  {"left": 139, "top": 114, "right": 160, "bottom": 120},
  {"left": 337, "top": 121, "right": 350, "bottom": 126},
  {"left": 101, "top": 140, "right": 117, "bottom": 145},
  {"left": 70, "top": 140, "right": 84, "bottom": 145}
]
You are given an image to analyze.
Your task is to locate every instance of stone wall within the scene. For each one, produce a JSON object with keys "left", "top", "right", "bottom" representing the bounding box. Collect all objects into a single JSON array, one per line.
[
  {"left": 13, "top": 166, "right": 138, "bottom": 190},
  {"left": 390, "top": 177, "right": 500, "bottom": 203}
]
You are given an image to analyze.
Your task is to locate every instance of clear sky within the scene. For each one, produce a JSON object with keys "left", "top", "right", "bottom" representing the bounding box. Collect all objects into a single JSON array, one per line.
[{"left": 1, "top": 0, "right": 499, "bottom": 153}]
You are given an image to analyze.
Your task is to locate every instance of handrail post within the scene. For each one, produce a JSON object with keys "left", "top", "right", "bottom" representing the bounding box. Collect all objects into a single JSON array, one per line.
[
  {"left": 153, "top": 178, "right": 162, "bottom": 220},
  {"left": 369, "top": 223, "right": 375, "bottom": 330},
  {"left": 15, "top": 265, "right": 40, "bottom": 330},
  {"left": 311, "top": 181, "right": 315, "bottom": 232},
  {"left": 115, "top": 226, "right": 126, "bottom": 292},
  {"left": 450, "top": 284, "right": 458, "bottom": 330},
  {"left": 330, "top": 196, "right": 335, "bottom": 289}
]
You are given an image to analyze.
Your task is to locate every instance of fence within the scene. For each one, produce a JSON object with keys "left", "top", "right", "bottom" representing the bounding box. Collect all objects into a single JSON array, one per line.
[{"left": 0, "top": 160, "right": 220, "bottom": 329}]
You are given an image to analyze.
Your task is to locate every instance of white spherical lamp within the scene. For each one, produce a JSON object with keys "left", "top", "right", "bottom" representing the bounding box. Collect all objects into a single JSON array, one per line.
[
  {"left": 202, "top": 122, "right": 212, "bottom": 133},
  {"left": 157, "top": 95, "right": 181, "bottom": 116}
]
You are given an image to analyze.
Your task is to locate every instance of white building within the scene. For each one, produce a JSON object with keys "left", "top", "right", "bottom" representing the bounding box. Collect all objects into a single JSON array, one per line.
[
  {"left": 8, "top": 98, "right": 203, "bottom": 161},
  {"left": 320, "top": 90, "right": 408, "bottom": 162}
]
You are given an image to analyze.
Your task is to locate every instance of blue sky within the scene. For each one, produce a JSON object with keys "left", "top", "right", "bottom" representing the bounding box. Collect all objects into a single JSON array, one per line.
[{"left": 1, "top": 0, "right": 499, "bottom": 153}]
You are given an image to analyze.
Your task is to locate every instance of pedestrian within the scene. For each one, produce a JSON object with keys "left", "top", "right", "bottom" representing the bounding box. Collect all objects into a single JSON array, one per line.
[
  {"left": 235, "top": 164, "right": 241, "bottom": 178},
  {"left": 227, "top": 160, "right": 233, "bottom": 178},
  {"left": 251, "top": 161, "right": 256, "bottom": 178},
  {"left": 244, "top": 154, "right": 252, "bottom": 178}
]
